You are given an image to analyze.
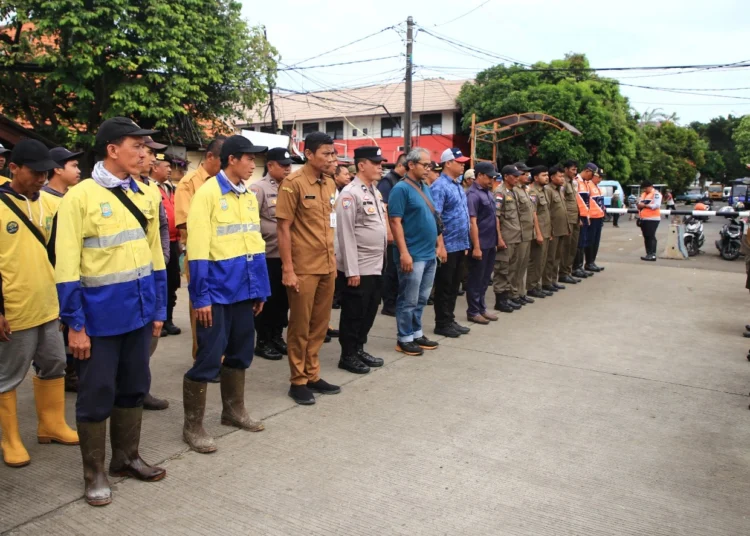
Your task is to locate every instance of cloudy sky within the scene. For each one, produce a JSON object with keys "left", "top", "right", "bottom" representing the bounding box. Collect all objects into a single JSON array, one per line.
[{"left": 242, "top": 0, "right": 749, "bottom": 124}]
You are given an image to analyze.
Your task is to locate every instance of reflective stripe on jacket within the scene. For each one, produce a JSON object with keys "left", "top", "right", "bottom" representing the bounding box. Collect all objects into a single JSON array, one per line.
[
  {"left": 574, "top": 177, "right": 590, "bottom": 218},
  {"left": 55, "top": 178, "right": 167, "bottom": 336},
  {"left": 588, "top": 183, "right": 605, "bottom": 219}
]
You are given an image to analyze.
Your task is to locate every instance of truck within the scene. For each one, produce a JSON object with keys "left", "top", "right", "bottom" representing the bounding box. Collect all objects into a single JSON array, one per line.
[{"left": 708, "top": 183, "right": 724, "bottom": 201}]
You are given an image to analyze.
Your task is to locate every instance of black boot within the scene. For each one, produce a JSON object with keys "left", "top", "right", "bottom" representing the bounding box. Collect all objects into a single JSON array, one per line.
[
  {"left": 163, "top": 320, "right": 181, "bottom": 335},
  {"left": 338, "top": 354, "right": 370, "bottom": 374},
  {"left": 77, "top": 421, "right": 112, "bottom": 506},
  {"left": 108, "top": 407, "right": 166, "bottom": 481},
  {"left": 528, "top": 288, "right": 547, "bottom": 299},
  {"left": 494, "top": 293, "right": 514, "bottom": 313},
  {"left": 64, "top": 362, "right": 78, "bottom": 393},
  {"left": 255, "top": 340, "right": 283, "bottom": 360},
  {"left": 271, "top": 327, "right": 287, "bottom": 355},
  {"left": 357, "top": 347, "right": 384, "bottom": 367}
]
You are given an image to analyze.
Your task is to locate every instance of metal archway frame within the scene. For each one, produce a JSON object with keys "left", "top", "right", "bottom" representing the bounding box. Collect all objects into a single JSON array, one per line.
[{"left": 469, "top": 113, "right": 582, "bottom": 167}]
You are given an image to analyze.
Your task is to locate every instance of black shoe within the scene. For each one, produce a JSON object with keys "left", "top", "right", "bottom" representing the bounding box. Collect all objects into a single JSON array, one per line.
[
  {"left": 743, "top": 332, "right": 750, "bottom": 339},
  {"left": 307, "top": 379, "right": 341, "bottom": 395},
  {"left": 543, "top": 285, "right": 558, "bottom": 293},
  {"left": 164, "top": 321, "right": 181, "bottom": 335},
  {"left": 584, "top": 270, "right": 595, "bottom": 277},
  {"left": 434, "top": 325, "right": 461, "bottom": 338},
  {"left": 558, "top": 275, "right": 577, "bottom": 285},
  {"left": 324, "top": 335, "right": 332, "bottom": 343},
  {"left": 338, "top": 355, "right": 370, "bottom": 374},
  {"left": 457, "top": 289, "right": 466, "bottom": 296},
  {"left": 519, "top": 295, "right": 535, "bottom": 304},
  {"left": 508, "top": 298, "right": 524, "bottom": 308},
  {"left": 591, "top": 263, "right": 604, "bottom": 271},
  {"left": 357, "top": 348, "right": 384, "bottom": 367},
  {"left": 380, "top": 307, "right": 396, "bottom": 317},
  {"left": 396, "top": 340, "right": 424, "bottom": 356},
  {"left": 160, "top": 328, "right": 167, "bottom": 338},
  {"left": 327, "top": 328, "right": 340, "bottom": 338},
  {"left": 255, "top": 341, "right": 283, "bottom": 361},
  {"left": 640, "top": 255, "right": 657, "bottom": 262},
  {"left": 745, "top": 324, "right": 750, "bottom": 332},
  {"left": 451, "top": 322, "right": 470, "bottom": 335},
  {"left": 494, "top": 298, "right": 514, "bottom": 313},
  {"left": 553, "top": 283, "right": 566, "bottom": 290},
  {"left": 543, "top": 289, "right": 554, "bottom": 296},
  {"left": 528, "top": 288, "right": 547, "bottom": 299},
  {"left": 143, "top": 393, "right": 169, "bottom": 411},
  {"left": 332, "top": 300, "right": 341, "bottom": 310},
  {"left": 288, "top": 384, "right": 315, "bottom": 405},
  {"left": 271, "top": 330, "right": 287, "bottom": 355},
  {"left": 414, "top": 336, "right": 438, "bottom": 350},
  {"left": 573, "top": 269, "right": 588, "bottom": 278},
  {"left": 584, "top": 265, "right": 600, "bottom": 273}
]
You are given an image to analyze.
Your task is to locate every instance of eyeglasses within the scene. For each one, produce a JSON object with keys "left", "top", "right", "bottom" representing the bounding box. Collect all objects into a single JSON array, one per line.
[{"left": 416, "top": 161, "right": 431, "bottom": 167}]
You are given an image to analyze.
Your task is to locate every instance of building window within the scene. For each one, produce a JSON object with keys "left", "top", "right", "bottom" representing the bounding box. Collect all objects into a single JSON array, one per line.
[
  {"left": 381, "top": 117, "right": 402, "bottom": 138},
  {"left": 260, "top": 125, "right": 274, "bottom": 134},
  {"left": 363, "top": 128, "right": 368, "bottom": 135},
  {"left": 302, "top": 122, "right": 319, "bottom": 137},
  {"left": 419, "top": 113, "right": 442, "bottom": 135},
  {"left": 281, "top": 123, "right": 294, "bottom": 135},
  {"left": 352, "top": 129, "right": 358, "bottom": 137},
  {"left": 325, "top": 121, "right": 344, "bottom": 140}
]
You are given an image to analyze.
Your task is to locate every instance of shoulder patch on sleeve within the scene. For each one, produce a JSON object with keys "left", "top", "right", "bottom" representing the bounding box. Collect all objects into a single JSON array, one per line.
[
  {"left": 281, "top": 186, "right": 294, "bottom": 194},
  {"left": 341, "top": 196, "right": 353, "bottom": 209}
]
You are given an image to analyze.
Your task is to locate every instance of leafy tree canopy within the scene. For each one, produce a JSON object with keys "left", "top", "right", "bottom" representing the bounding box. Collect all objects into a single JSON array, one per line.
[
  {"left": 690, "top": 115, "right": 746, "bottom": 181},
  {"left": 732, "top": 115, "right": 750, "bottom": 170},
  {"left": 0, "top": 0, "right": 277, "bottom": 150}
]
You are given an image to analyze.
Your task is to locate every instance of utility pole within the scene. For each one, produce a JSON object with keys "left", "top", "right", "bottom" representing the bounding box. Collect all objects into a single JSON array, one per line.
[
  {"left": 404, "top": 16, "right": 414, "bottom": 153},
  {"left": 264, "top": 26, "right": 277, "bottom": 133}
]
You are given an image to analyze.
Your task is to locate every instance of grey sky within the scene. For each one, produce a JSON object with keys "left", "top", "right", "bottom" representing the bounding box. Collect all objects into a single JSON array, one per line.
[{"left": 242, "top": 0, "right": 750, "bottom": 124}]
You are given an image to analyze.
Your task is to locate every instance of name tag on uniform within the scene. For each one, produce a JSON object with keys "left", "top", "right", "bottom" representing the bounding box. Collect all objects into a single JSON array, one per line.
[
  {"left": 330, "top": 213, "right": 337, "bottom": 228},
  {"left": 304, "top": 195, "right": 316, "bottom": 199}
]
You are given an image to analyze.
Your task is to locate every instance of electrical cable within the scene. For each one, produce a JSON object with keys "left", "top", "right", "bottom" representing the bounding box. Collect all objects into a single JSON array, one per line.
[
  {"left": 431, "top": 0, "right": 493, "bottom": 27},
  {"left": 288, "top": 24, "right": 401, "bottom": 67},
  {"left": 278, "top": 55, "right": 401, "bottom": 71}
]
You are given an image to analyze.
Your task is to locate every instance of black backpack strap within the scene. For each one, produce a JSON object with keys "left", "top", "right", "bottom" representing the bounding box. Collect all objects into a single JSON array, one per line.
[
  {"left": 0, "top": 192, "right": 48, "bottom": 249},
  {"left": 47, "top": 212, "right": 59, "bottom": 267},
  {"left": 109, "top": 186, "right": 148, "bottom": 233}
]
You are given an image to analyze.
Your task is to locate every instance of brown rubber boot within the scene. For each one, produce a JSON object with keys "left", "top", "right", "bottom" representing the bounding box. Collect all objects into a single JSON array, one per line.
[
  {"left": 219, "top": 366, "right": 264, "bottom": 432},
  {"left": 77, "top": 421, "right": 111, "bottom": 506},
  {"left": 108, "top": 406, "right": 165, "bottom": 481},
  {"left": 33, "top": 377, "right": 79, "bottom": 445},
  {"left": 183, "top": 378, "right": 217, "bottom": 453},
  {"left": 0, "top": 390, "right": 30, "bottom": 467}
]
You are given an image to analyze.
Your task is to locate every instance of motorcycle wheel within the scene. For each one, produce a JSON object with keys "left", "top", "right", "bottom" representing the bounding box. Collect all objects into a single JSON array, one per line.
[
  {"left": 685, "top": 237, "right": 698, "bottom": 257},
  {"left": 720, "top": 242, "right": 741, "bottom": 261}
]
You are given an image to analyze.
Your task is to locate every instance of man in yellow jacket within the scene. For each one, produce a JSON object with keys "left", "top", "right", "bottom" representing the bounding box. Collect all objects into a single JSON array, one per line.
[
  {"left": 55, "top": 117, "right": 168, "bottom": 506},
  {"left": 182, "top": 135, "right": 271, "bottom": 454},
  {"left": 0, "top": 140, "right": 79, "bottom": 468}
]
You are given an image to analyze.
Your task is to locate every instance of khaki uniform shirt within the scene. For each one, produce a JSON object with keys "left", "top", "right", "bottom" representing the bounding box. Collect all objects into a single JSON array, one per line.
[
  {"left": 175, "top": 165, "right": 212, "bottom": 228},
  {"left": 563, "top": 177, "right": 580, "bottom": 225},
  {"left": 529, "top": 183, "right": 551, "bottom": 239},
  {"left": 335, "top": 176, "right": 387, "bottom": 277},
  {"left": 275, "top": 164, "right": 337, "bottom": 275},
  {"left": 546, "top": 184, "right": 570, "bottom": 237},
  {"left": 494, "top": 183, "right": 521, "bottom": 245},
  {"left": 514, "top": 185, "right": 535, "bottom": 242},
  {"left": 249, "top": 174, "right": 281, "bottom": 258}
]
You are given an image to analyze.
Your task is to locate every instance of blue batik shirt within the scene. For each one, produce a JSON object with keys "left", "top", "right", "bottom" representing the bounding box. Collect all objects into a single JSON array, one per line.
[{"left": 430, "top": 173, "right": 470, "bottom": 253}]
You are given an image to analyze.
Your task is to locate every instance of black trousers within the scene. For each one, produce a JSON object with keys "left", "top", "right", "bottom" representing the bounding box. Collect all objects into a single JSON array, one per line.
[
  {"left": 641, "top": 220, "right": 660, "bottom": 255},
  {"left": 255, "top": 257, "right": 289, "bottom": 340},
  {"left": 338, "top": 272, "right": 383, "bottom": 357},
  {"left": 612, "top": 213, "right": 620, "bottom": 226},
  {"left": 433, "top": 250, "right": 463, "bottom": 328},
  {"left": 381, "top": 244, "right": 399, "bottom": 310},
  {"left": 166, "top": 240, "right": 181, "bottom": 322}
]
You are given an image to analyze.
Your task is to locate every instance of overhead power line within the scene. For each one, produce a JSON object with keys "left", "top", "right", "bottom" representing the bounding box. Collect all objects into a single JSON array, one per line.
[
  {"left": 288, "top": 24, "right": 400, "bottom": 68},
  {"left": 417, "top": 27, "right": 529, "bottom": 66},
  {"left": 432, "top": 0, "right": 493, "bottom": 27},
  {"left": 278, "top": 55, "right": 401, "bottom": 71}
]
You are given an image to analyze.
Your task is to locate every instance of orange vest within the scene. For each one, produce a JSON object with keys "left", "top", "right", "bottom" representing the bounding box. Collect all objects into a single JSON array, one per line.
[
  {"left": 639, "top": 190, "right": 661, "bottom": 220},
  {"left": 588, "top": 182, "right": 605, "bottom": 219},
  {"left": 574, "top": 178, "right": 590, "bottom": 218}
]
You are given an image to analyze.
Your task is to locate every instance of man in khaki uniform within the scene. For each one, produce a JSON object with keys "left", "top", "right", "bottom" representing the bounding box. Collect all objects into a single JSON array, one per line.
[
  {"left": 558, "top": 159, "right": 581, "bottom": 285},
  {"left": 276, "top": 132, "right": 340, "bottom": 406},
  {"left": 544, "top": 165, "right": 571, "bottom": 292},
  {"left": 173, "top": 137, "right": 225, "bottom": 360},
  {"left": 512, "top": 175, "right": 540, "bottom": 307},
  {"left": 492, "top": 165, "right": 523, "bottom": 313},
  {"left": 335, "top": 146, "right": 388, "bottom": 375},
  {"left": 527, "top": 166, "right": 553, "bottom": 299}
]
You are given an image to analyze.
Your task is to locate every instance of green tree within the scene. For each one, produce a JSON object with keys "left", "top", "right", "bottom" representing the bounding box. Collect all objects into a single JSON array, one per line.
[
  {"left": 0, "top": 0, "right": 276, "bottom": 152},
  {"left": 456, "top": 54, "right": 638, "bottom": 182},
  {"left": 732, "top": 115, "right": 750, "bottom": 168},
  {"left": 690, "top": 115, "right": 745, "bottom": 181}
]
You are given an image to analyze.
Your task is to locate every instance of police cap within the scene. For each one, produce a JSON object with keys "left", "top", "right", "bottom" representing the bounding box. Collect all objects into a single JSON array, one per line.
[
  {"left": 353, "top": 146, "right": 387, "bottom": 162},
  {"left": 267, "top": 147, "right": 294, "bottom": 165}
]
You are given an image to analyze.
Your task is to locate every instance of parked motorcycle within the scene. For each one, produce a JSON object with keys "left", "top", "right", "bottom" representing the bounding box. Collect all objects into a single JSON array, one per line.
[
  {"left": 715, "top": 216, "right": 744, "bottom": 261},
  {"left": 683, "top": 216, "right": 705, "bottom": 257}
]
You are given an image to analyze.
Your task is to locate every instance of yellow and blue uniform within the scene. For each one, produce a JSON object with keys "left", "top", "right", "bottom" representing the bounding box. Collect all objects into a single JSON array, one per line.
[
  {"left": 55, "top": 178, "right": 167, "bottom": 336},
  {"left": 185, "top": 171, "right": 270, "bottom": 383},
  {"left": 187, "top": 172, "right": 271, "bottom": 308}
]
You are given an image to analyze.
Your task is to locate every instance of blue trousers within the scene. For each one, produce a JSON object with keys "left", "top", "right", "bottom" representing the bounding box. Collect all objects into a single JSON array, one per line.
[
  {"left": 186, "top": 300, "right": 256, "bottom": 383},
  {"left": 76, "top": 324, "right": 152, "bottom": 422},
  {"left": 577, "top": 217, "right": 590, "bottom": 248},
  {"left": 396, "top": 259, "right": 437, "bottom": 342},
  {"left": 586, "top": 218, "right": 604, "bottom": 264},
  {"left": 466, "top": 248, "right": 496, "bottom": 317}
]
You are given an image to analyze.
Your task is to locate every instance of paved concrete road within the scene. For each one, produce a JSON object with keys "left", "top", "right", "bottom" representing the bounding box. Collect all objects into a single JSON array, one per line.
[{"left": 2, "top": 224, "right": 750, "bottom": 535}]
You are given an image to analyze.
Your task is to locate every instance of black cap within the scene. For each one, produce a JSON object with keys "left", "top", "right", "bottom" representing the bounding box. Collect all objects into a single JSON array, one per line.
[
  {"left": 267, "top": 147, "right": 294, "bottom": 165},
  {"left": 501, "top": 164, "right": 522, "bottom": 177},
  {"left": 95, "top": 117, "right": 158, "bottom": 149},
  {"left": 584, "top": 162, "right": 598, "bottom": 172},
  {"left": 220, "top": 135, "right": 267, "bottom": 161},
  {"left": 145, "top": 136, "right": 167, "bottom": 151},
  {"left": 353, "top": 146, "right": 387, "bottom": 162},
  {"left": 154, "top": 153, "right": 172, "bottom": 163},
  {"left": 49, "top": 147, "right": 83, "bottom": 165},
  {"left": 474, "top": 162, "right": 499, "bottom": 178},
  {"left": 10, "top": 139, "right": 62, "bottom": 172},
  {"left": 514, "top": 161, "right": 531, "bottom": 172}
]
